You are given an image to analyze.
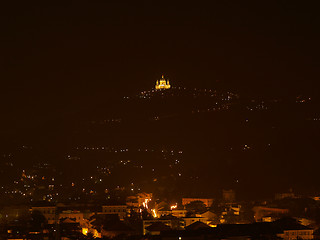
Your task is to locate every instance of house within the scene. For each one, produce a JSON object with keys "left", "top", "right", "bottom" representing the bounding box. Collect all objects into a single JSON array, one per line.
[
  {"left": 143, "top": 219, "right": 172, "bottom": 235},
  {"left": 101, "top": 205, "right": 127, "bottom": 220},
  {"left": 275, "top": 217, "right": 313, "bottom": 240},
  {"left": 160, "top": 218, "right": 313, "bottom": 240},
  {"left": 59, "top": 218, "right": 82, "bottom": 240},
  {"left": 185, "top": 221, "right": 211, "bottom": 231},
  {"left": 145, "top": 222, "right": 172, "bottom": 235},
  {"left": 182, "top": 217, "right": 207, "bottom": 227},
  {"left": 158, "top": 209, "right": 187, "bottom": 218},
  {"left": 253, "top": 206, "right": 289, "bottom": 221},
  {"left": 196, "top": 210, "right": 217, "bottom": 223},
  {"left": 59, "top": 210, "right": 84, "bottom": 225},
  {"left": 31, "top": 203, "right": 57, "bottom": 224}
]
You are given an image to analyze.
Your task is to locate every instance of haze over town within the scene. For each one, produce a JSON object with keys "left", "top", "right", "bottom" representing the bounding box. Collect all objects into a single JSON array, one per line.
[{"left": 0, "top": 1, "right": 320, "bottom": 239}]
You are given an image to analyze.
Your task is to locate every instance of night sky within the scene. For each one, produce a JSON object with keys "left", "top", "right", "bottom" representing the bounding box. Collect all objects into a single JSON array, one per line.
[{"left": 1, "top": 3, "right": 319, "bottom": 91}]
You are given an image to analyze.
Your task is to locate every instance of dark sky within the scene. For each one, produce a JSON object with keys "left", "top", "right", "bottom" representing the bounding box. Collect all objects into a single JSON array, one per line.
[{"left": 0, "top": 1, "right": 319, "bottom": 129}]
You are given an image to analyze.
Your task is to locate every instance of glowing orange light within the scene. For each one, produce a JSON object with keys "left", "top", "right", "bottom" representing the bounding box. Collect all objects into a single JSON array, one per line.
[
  {"left": 82, "top": 228, "right": 88, "bottom": 235},
  {"left": 171, "top": 203, "right": 178, "bottom": 210},
  {"left": 151, "top": 209, "right": 157, "bottom": 218}
]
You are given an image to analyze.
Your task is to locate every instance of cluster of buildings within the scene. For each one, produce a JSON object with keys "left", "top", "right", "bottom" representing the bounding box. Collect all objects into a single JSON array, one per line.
[{"left": 1, "top": 189, "right": 319, "bottom": 240}]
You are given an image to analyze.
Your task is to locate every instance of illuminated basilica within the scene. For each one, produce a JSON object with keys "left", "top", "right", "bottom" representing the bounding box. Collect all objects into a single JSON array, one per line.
[{"left": 155, "top": 75, "right": 171, "bottom": 90}]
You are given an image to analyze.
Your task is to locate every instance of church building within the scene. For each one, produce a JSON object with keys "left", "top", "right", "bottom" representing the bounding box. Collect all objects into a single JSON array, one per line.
[{"left": 155, "top": 75, "right": 171, "bottom": 90}]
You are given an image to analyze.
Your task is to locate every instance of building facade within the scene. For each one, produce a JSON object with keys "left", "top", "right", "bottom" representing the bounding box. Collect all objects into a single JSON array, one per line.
[
  {"left": 155, "top": 75, "right": 171, "bottom": 90},
  {"left": 31, "top": 206, "right": 57, "bottom": 224},
  {"left": 101, "top": 205, "right": 127, "bottom": 220}
]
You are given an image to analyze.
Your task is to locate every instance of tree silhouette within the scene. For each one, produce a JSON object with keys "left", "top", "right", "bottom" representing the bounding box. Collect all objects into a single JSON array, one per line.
[{"left": 185, "top": 201, "right": 207, "bottom": 214}]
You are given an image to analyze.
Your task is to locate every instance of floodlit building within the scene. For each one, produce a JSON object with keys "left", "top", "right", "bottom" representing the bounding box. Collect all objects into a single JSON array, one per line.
[
  {"left": 182, "top": 217, "right": 208, "bottom": 227},
  {"left": 101, "top": 205, "right": 127, "bottom": 220},
  {"left": 158, "top": 209, "right": 187, "bottom": 218},
  {"left": 279, "top": 229, "right": 313, "bottom": 240},
  {"left": 145, "top": 222, "right": 172, "bottom": 235},
  {"left": 253, "top": 206, "right": 289, "bottom": 222},
  {"left": 59, "top": 210, "right": 85, "bottom": 225},
  {"left": 31, "top": 205, "right": 57, "bottom": 224},
  {"left": 155, "top": 75, "right": 171, "bottom": 90},
  {"left": 160, "top": 220, "right": 313, "bottom": 240},
  {"left": 196, "top": 210, "right": 217, "bottom": 224}
]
